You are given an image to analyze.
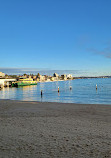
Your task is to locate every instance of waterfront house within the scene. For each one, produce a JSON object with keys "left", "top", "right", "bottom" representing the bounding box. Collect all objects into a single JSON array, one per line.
[
  {"left": 61, "top": 74, "right": 67, "bottom": 80},
  {"left": 0, "top": 72, "right": 5, "bottom": 78},
  {"left": 67, "top": 74, "right": 72, "bottom": 79},
  {"left": 38, "top": 75, "right": 46, "bottom": 82}
]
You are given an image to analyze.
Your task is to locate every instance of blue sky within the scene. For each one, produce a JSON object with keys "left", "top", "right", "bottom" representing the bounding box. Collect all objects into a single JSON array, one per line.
[{"left": 0, "top": 0, "right": 111, "bottom": 76}]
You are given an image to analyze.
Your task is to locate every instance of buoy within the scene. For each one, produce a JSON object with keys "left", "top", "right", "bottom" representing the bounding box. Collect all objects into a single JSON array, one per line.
[
  {"left": 96, "top": 84, "right": 97, "bottom": 90},
  {"left": 58, "top": 86, "right": 59, "bottom": 93},
  {"left": 41, "top": 90, "right": 43, "bottom": 96}
]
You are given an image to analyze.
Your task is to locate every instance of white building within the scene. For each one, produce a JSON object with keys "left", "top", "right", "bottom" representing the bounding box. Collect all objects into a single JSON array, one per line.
[
  {"left": 67, "top": 74, "right": 72, "bottom": 79},
  {"left": 0, "top": 72, "right": 5, "bottom": 78},
  {"left": 61, "top": 74, "right": 67, "bottom": 80}
]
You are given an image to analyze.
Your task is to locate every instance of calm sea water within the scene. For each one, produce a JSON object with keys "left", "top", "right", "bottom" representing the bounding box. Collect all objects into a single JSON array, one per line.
[{"left": 0, "top": 78, "right": 111, "bottom": 104}]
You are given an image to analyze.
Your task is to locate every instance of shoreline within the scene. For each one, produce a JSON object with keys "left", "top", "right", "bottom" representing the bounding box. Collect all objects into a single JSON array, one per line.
[
  {"left": 1, "top": 98, "right": 111, "bottom": 106},
  {"left": 0, "top": 100, "right": 111, "bottom": 157}
]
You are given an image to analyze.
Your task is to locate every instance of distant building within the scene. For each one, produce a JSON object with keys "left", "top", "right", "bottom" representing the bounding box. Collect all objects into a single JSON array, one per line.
[
  {"left": 38, "top": 75, "right": 46, "bottom": 82},
  {"left": 46, "top": 79, "right": 50, "bottom": 82},
  {"left": 61, "top": 74, "right": 67, "bottom": 80},
  {"left": 37, "top": 78, "right": 40, "bottom": 82},
  {"left": 33, "top": 75, "right": 37, "bottom": 79},
  {"left": 50, "top": 76, "right": 59, "bottom": 81},
  {"left": 67, "top": 74, "right": 72, "bottom": 79},
  {"left": 50, "top": 77, "right": 55, "bottom": 81},
  {"left": 29, "top": 75, "right": 32, "bottom": 79},
  {"left": 23, "top": 74, "right": 28, "bottom": 78},
  {"left": 0, "top": 72, "right": 5, "bottom": 78},
  {"left": 44, "top": 75, "right": 48, "bottom": 80}
]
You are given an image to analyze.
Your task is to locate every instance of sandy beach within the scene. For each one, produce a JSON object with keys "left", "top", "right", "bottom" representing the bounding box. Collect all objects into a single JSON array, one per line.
[{"left": 0, "top": 100, "right": 111, "bottom": 158}]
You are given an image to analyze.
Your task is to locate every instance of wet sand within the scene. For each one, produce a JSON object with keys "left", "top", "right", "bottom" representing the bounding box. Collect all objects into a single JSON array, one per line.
[{"left": 0, "top": 100, "right": 111, "bottom": 158}]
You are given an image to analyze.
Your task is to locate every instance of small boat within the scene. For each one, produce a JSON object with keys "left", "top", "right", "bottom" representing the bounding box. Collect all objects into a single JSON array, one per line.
[{"left": 12, "top": 78, "right": 37, "bottom": 86}]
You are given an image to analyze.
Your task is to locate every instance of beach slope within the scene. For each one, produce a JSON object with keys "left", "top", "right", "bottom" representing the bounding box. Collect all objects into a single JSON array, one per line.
[{"left": 0, "top": 100, "right": 111, "bottom": 158}]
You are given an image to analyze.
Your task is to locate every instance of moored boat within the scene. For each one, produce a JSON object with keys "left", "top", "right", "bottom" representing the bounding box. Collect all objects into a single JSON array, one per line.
[{"left": 12, "top": 78, "right": 37, "bottom": 86}]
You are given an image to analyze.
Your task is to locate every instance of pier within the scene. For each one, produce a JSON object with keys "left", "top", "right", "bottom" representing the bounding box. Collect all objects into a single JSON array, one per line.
[{"left": 0, "top": 79, "right": 16, "bottom": 88}]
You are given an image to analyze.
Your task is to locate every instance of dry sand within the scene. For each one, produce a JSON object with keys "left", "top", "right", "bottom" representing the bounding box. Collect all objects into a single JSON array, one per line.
[{"left": 0, "top": 100, "right": 111, "bottom": 158}]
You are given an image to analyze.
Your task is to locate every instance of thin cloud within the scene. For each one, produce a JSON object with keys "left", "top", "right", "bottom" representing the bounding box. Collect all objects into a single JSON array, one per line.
[
  {"left": 0, "top": 67, "right": 87, "bottom": 76},
  {"left": 88, "top": 43, "right": 111, "bottom": 58}
]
